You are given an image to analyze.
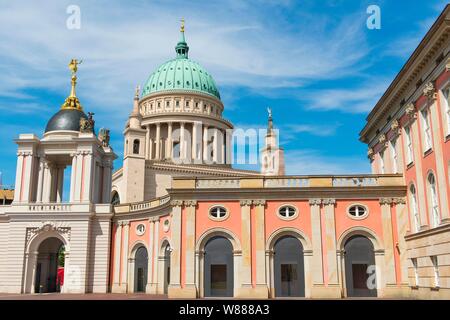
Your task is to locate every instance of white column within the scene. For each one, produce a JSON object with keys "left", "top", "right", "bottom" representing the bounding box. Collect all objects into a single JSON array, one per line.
[
  {"left": 149, "top": 138, "right": 154, "bottom": 160},
  {"left": 380, "top": 198, "right": 396, "bottom": 286},
  {"left": 203, "top": 125, "right": 208, "bottom": 162},
  {"left": 102, "top": 160, "right": 112, "bottom": 203},
  {"left": 180, "top": 122, "right": 185, "bottom": 160},
  {"left": 309, "top": 198, "right": 324, "bottom": 286},
  {"left": 185, "top": 201, "right": 197, "bottom": 291},
  {"left": 192, "top": 122, "right": 198, "bottom": 161},
  {"left": 69, "top": 154, "right": 77, "bottom": 202},
  {"left": 156, "top": 123, "right": 161, "bottom": 160},
  {"left": 74, "top": 153, "right": 84, "bottom": 202},
  {"left": 240, "top": 200, "right": 252, "bottom": 289},
  {"left": 81, "top": 152, "right": 94, "bottom": 202},
  {"left": 13, "top": 153, "right": 24, "bottom": 202},
  {"left": 146, "top": 219, "right": 155, "bottom": 293},
  {"left": 168, "top": 200, "right": 182, "bottom": 296},
  {"left": 41, "top": 163, "right": 51, "bottom": 203},
  {"left": 56, "top": 167, "right": 64, "bottom": 203},
  {"left": 213, "top": 128, "right": 219, "bottom": 163},
  {"left": 152, "top": 219, "right": 160, "bottom": 287},
  {"left": 221, "top": 130, "right": 226, "bottom": 164},
  {"left": 113, "top": 222, "right": 123, "bottom": 288},
  {"left": 226, "top": 129, "right": 232, "bottom": 165},
  {"left": 36, "top": 157, "right": 45, "bottom": 203},
  {"left": 145, "top": 125, "right": 151, "bottom": 159},
  {"left": 323, "top": 198, "right": 338, "bottom": 286},
  {"left": 167, "top": 122, "right": 173, "bottom": 160},
  {"left": 121, "top": 221, "right": 130, "bottom": 291},
  {"left": 254, "top": 200, "right": 267, "bottom": 295}
]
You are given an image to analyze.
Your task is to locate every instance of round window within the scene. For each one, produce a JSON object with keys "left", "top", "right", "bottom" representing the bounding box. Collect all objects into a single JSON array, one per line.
[
  {"left": 278, "top": 205, "right": 297, "bottom": 220},
  {"left": 136, "top": 224, "right": 146, "bottom": 236},
  {"left": 348, "top": 205, "right": 368, "bottom": 219},
  {"left": 163, "top": 219, "right": 170, "bottom": 232},
  {"left": 209, "top": 206, "right": 228, "bottom": 220}
]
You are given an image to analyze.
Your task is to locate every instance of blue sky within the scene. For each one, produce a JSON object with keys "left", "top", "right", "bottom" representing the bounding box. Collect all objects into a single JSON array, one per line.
[{"left": 0, "top": 0, "right": 448, "bottom": 186}]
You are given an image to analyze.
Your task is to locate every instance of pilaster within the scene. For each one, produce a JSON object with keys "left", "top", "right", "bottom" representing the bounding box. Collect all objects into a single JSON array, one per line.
[{"left": 309, "top": 198, "right": 324, "bottom": 286}]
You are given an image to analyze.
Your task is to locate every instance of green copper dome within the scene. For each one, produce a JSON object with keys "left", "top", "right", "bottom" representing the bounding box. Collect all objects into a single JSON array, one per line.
[{"left": 141, "top": 27, "right": 221, "bottom": 100}]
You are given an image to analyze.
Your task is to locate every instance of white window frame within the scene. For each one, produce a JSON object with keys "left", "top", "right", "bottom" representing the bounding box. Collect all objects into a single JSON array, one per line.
[
  {"left": 412, "top": 258, "right": 419, "bottom": 286},
  {"left": 428, "top": 173, "right": 440, "bottom": 228},
  {"left": 410, "top": 184, "right": 420, "bottom": 233},
  {"left": 431, "top": 256, "right": 440, "bottom": 288},
  {"left": 208, "top": 205, "right": 229, "bottom": 221},
  {"left": 277, "top": 205, "right": 298, "bottom": 221},
  {"left": 390, "top": 139, "right": 398, "bottom": 173},
  {"left": 443, "top": 87, "right": 450, "bottom": 137},
  {"left": 405, "top": 126, "right": 414, "bottom": 164},
  {"left": 136, "top": 224, "right": 146, "bottom": 236},
  {"left": 421, "top": 108, "right": 433, "bottom": 152},
  {"left": 347, "top": 204, "right": 369, "bottom": 220}
]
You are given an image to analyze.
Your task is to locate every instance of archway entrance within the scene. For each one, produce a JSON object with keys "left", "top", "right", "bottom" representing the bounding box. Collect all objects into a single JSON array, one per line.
[
  {"left": 162, "top": 242, "right": 171, "bottom": 294},
  {"left": 344, "top": 235, "right": 377, "bottom": 297},
  {"left": 134, "top": 246, "right": 148, "bottom": 293},
  {"left": 274, "top": 236, "right": 305, "bottom": 297},
  {"left": 34, "top": 237, "right": 65, "bottom": 293},
  {"left": 204, "top": 236, "right": 233, "bottom": 297}
]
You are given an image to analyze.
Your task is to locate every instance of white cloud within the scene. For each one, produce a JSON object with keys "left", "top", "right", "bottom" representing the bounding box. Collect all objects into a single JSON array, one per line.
[
  {"left": 284, "top": 149, "right": 370, "bottom": 175},
  {"left": 300, "top": 79, "right": 391, "bottom": 113}
]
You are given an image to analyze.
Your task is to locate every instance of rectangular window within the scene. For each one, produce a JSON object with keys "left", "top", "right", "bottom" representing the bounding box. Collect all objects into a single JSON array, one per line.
[
  {"left": 405, "top": 126, "right": 414, "bottom": 164},
  {"left": 421, "top": 109, "right": 432, "bottom": 152},
  {"left": 444, "top": 88, "right": 450, "bottom": 136},
  {"left": 431, "top": 256, "right": 440, "bottom": 288},
  {"left": 412, "top": 258, "right": 419, "bottom": 286},
  {"left": 390, "top": 139, "right": 398, "bottom": 173},
  {"left": 379, "top": 151, "right": 385, "bottom": 174}
]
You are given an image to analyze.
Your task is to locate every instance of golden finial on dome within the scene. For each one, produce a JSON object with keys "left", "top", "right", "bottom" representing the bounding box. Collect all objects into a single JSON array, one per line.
[
  {"left": 180, "top": 18, "right": 185, "bottom": 33},
  {"left": 61, "top": 59, "right": 83, "bottom": 110}
]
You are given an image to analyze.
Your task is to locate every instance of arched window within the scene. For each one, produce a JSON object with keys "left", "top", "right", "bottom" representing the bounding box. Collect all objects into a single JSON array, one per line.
[
  {"left": 390, "top": 139, "right": 398, "bottom": 173},
  {"left": 444, "top": 87, "right": 450, "bottom": 136},
  {"left": 133, "top": 139, "right": 140, "bottom": 154},
  {"left": 409, "top": 184, "right": 420, "bottom": 232},
  {"left": 421, "top": 109, "right": 432, "bottom": 151},
  {"left": 428, "top": 173, "right": 440, "bottom": 228},
  {"left": 405, "top": 126, "right": 414, "bottom": 164},
  {"left": 111, "top": 191, "right": 120, "bottom": 205}
]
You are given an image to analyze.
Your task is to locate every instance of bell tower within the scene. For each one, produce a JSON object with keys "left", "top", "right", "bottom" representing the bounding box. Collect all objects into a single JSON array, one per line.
[
  {"left": 260, "top": 107, "right": 285, "bottom": 176},
  {"left": 122, "top": 86, "right": 146, "bottom": 203}
]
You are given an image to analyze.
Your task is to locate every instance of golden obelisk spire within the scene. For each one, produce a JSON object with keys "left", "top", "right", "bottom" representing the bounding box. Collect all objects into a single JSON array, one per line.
[{"left": 61, "top": 59, "right": 83, "bottom": 110}]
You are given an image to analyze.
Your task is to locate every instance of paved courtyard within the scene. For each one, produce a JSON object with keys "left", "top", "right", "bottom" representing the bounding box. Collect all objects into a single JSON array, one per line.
[
  {"left": 0, "top": 293, "right": 169, "bottom": 300},
  {"left": 0, "top": 293, "right": 415, "bottom": 300}
]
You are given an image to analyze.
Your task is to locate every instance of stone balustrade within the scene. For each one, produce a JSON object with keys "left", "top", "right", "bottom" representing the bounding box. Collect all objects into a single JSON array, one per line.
[
  {"left": 172, "top": 174, "right": 403, "bottom": 190},
  {"left": 115, "top": 194, "right": 171, "bottom": 214}
]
